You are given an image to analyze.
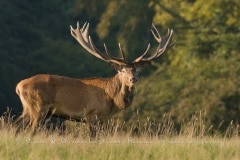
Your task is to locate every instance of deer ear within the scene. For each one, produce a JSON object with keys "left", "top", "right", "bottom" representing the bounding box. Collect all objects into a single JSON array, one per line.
[
  {"left": 135, "top": 61, "right": 150, "bottom": 71},
  {"left": 110, "top": 63, "right": 123, "bottom": 71}
]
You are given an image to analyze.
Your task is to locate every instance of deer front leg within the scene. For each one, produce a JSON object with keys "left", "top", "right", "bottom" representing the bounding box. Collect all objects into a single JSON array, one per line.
[{"left": 88, "top": 117, "right": 102, "bottom": 141}]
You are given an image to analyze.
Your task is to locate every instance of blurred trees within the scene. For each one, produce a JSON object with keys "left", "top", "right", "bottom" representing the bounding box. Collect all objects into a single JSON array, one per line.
[
  {"left": 0, "top": 0, "right": 239, "bottom": 131},
  {"left": 127, "top": 0, "right": 240, "bottom": 131}
]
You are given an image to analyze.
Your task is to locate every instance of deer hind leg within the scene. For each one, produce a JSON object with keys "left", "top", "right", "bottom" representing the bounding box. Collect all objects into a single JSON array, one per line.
[
  {"left": 15, "top": 99, "right": 49, "bottom": 135},
  {"left": 14, "top": 112, "right": 31, "bottom": 134},
  {"left": 14, "top": 107, "right": 38, "bottom": 134},
  {"left": 14, "top": 95, "right": 32, "bottom": 134},
  {"left": 28, "top": 103, "right": 51, "bottom": 135}
]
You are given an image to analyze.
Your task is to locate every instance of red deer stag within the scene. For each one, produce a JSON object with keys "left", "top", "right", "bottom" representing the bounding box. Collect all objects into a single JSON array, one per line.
[{"left": 15, "top": 21, "right": 174, "bottom": 137}]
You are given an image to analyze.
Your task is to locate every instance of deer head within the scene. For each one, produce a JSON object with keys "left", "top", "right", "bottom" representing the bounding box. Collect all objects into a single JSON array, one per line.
[{"left": 70, "top": 22, "right": 175, "bottom": 88}]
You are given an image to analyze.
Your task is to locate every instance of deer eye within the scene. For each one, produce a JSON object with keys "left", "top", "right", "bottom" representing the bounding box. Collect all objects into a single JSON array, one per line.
[{"left": 121, "top": 70, "right": 126, "bottom": 73}]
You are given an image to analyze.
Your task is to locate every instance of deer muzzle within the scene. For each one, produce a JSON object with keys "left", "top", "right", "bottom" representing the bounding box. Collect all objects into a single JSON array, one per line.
[{"left": 130, "top": 77, "right": 137, "bottom": 84}]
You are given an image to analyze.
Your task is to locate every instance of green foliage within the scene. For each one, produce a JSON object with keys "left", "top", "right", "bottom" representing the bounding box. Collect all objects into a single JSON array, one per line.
[
  {"left": 96, "top": 0, "right": 154, "bottom": 61},
  {"left": 128, "top": 0, "right": 240, "bottom": 131}
]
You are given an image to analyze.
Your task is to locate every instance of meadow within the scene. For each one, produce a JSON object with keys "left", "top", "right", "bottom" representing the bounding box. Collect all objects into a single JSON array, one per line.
[{"left": 0, "top": 111, "right": 240, "bottom": 160}]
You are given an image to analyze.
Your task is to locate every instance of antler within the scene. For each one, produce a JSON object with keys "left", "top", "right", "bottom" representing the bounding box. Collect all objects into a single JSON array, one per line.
[
  {"left": 70, "top": 22, "right": 126, "bottom": 65},
  {"left": 133, "top": 24, "right": 175, "bottom": 63},
  {"left": 71, "top": 22, "right": 174, "bottom": 66}
]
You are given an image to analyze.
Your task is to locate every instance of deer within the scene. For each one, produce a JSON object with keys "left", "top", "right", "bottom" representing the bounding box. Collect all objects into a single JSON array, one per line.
[{"left": 15, "top": 21, "right": 174, "bottom": 138}]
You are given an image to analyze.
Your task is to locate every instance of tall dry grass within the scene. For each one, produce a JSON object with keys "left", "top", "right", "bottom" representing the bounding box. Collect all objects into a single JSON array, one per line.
[{"left": 0, "top": 109, "right": 240, "bottom": 159}]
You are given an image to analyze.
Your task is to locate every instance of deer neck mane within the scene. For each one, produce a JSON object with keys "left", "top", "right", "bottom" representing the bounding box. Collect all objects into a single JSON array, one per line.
[{"left": 106, "top": 74, "right": 134, "bottom": 110}]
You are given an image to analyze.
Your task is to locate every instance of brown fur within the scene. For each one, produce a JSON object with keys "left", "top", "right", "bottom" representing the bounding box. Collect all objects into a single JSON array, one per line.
[{"left": 15, "top": 69, "right": 136, "bottom": 136}]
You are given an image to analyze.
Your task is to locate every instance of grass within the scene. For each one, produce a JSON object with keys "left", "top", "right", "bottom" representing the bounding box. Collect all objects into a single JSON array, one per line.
[{"left": 0, "top": 110, "right": 240, "bottom": 160}]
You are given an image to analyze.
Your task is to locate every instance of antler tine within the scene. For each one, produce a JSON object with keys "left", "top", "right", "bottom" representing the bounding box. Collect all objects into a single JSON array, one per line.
[
  {"left": 70, "top": 22, "right": 125, "bottom": 65},
  {"left": 81, "top": 22, "right": 90, "bottom": 43},
  {"left": 133, "top": 24, "right": 174, "bottom": 63},
  {"left": 151, "top": 23, "right": 161, "bottom": 43},
  {"left": 157, "top": 29, "right": 174, "bottom": 53},
  {"left": 80, "top": 22, "right": 88, "bottom": 32},
  {"left": 133, "top": 43, "right": 151, "bottom": 63},
  {"left": 118, "top": 43, "right": 126, "bottom": 62},
  {"left": 145, "top": 28, "right": 173, "bottom": 61},
  {"left": 104, "top": 43, "right": 116, "bottom": 59},
  {"left": 103, "top": 43, "right": 111, "bottom": 56},
  {"left": 104, "top": 43, "right": 125, "bottom": 63},
  {"left": 169, "top": 39, "right": 176, "bottom": 47}
]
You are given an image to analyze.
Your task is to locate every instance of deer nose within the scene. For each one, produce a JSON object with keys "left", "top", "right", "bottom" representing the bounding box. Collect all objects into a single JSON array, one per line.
[{"left": 130, "top": 77, "right": 137, "bottom": 83}]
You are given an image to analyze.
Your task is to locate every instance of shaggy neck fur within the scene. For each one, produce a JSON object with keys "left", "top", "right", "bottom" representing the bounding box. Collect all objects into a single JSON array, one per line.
[{"left": 106, "top": 74, "right": 134, "bottom": 110}]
